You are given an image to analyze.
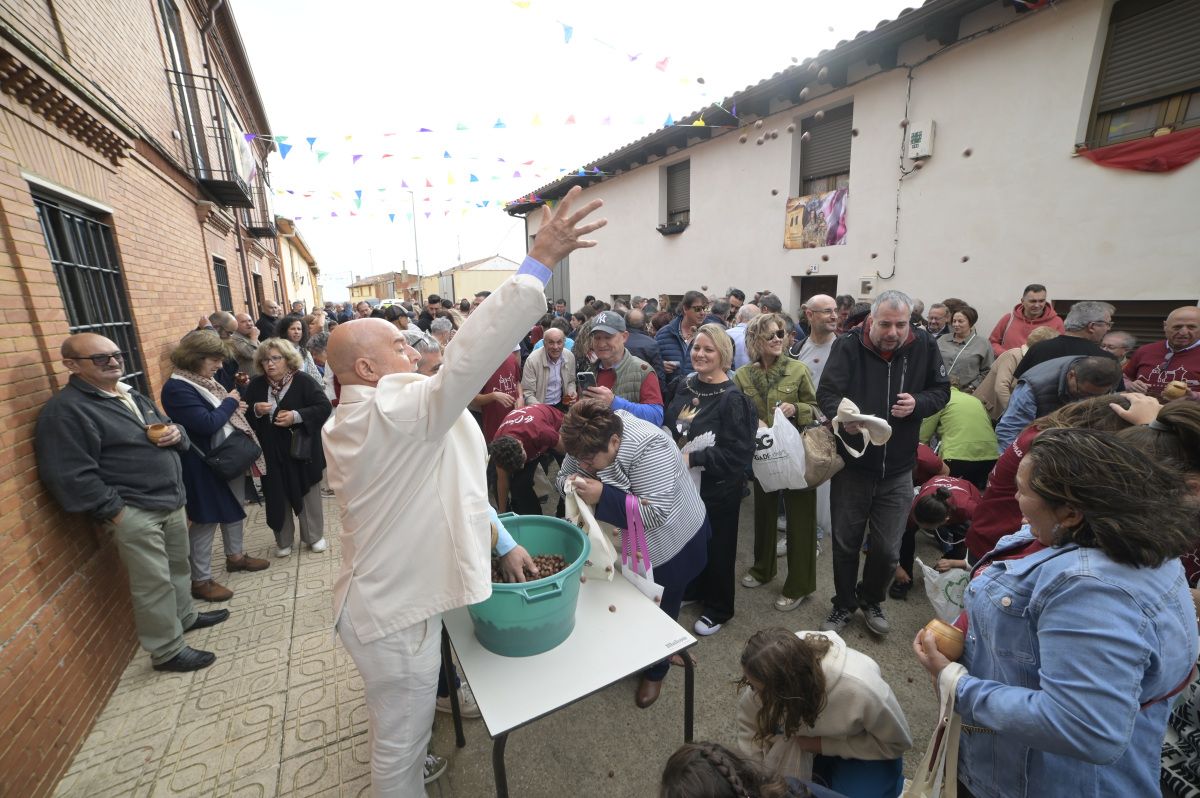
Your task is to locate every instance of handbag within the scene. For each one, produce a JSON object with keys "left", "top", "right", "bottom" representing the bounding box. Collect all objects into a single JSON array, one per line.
[
  {"left": 288, "top": 427, "right": 313, "bottom": 461},
  {"left": 196, "top": 430, "right": 261, "bottom": 482},
  {"left": 799, "top": 423, "right": 844, "bottom": 487},
  {"left": 619, "top": 493, "right": 664, "bottom": 604},
  {"left": 902, "top": 663, "right": 966, "bottom": 798},
  {"left": 564, "top": 478, "right": 617, "bottom": 581}
]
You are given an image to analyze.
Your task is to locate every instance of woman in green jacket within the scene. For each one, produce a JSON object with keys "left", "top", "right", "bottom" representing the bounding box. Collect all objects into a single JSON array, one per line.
[{"left": 734, "top": 313, "right": 821, "bottom": 611}]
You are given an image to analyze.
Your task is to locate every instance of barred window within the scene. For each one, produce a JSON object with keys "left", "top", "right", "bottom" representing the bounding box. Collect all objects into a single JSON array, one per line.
[
  {"left": 35, "top": 194, "right": 148, "bottom": 394},
  {"left": 213, "top": 256, "right": 233, "bottom": 312}
]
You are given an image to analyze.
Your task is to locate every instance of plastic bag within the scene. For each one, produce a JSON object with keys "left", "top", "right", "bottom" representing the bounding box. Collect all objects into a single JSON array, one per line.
[
  {"left": 916, "top": 557, "right": 969, "bottom": 624},
  {"left": 752, "top": 407, "right": 808, "bottom": 492},
  {"left": 619, "top": 494, "right": 663, "bottom": 604}
]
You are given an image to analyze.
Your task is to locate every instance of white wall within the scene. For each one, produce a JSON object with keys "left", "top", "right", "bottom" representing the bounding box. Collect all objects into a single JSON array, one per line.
[{"left": 523, "top": 0, "right": 1200, "bottom": 333}]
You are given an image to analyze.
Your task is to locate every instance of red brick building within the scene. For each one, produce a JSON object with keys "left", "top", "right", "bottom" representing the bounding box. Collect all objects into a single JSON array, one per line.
[{"left": 0, "top": 1, "right": 283, "bottom": 793}]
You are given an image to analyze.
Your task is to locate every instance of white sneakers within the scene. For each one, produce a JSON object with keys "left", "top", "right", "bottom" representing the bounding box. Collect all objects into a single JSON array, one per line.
[
  {"left": 740, "top": 573, "right": 766, "bottom": 588},
  {"left": 693, "top": 615, "right": 722, "bottom": 636},
  {"left": 275, "top": 546, "right": 292, "bottom": 558},
  {"left": 436, "top": 684, "right": 481, "bottom": 719},
  {"left": 309, "top": 538, "right": 328, "bottom": 553}
]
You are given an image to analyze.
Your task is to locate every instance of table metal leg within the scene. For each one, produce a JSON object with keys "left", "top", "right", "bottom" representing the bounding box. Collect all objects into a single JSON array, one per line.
[
  {"left": 492, "top": 732, "right": 510, "bottom": 798},
  {"left": 441, "top": 624, "right": 465, "bottom": 748},
  {"left": 683, "top": 654, "right": 695, "bottom": 742}
]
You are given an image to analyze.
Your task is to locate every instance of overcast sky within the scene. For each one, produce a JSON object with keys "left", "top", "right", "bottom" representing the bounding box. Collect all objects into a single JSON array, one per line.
[{"left": 234, "top": 0, "right": 915, "bottom": 299}]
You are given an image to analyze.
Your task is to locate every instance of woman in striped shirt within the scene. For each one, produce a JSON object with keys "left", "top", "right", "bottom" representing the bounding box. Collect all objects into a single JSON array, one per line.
[{"left": 558, "top": 400, "right": 710, "bottom": 709}]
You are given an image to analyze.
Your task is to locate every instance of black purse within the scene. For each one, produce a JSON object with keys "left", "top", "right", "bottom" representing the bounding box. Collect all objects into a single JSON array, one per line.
[
  {"left": 288, "top": 428, "right": 313, "bottom": 461},
  {"left": 197, "top": 431, "right": 261, "bottom": 481}
]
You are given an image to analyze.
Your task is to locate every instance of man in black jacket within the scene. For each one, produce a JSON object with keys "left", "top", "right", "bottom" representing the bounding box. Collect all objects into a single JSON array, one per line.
[
  {"left": 255, "top": 299, "right": 282, "bottom": 341},
  {"left": 35, "top": 333, "right": 228, "bottom": 672},
  {"left": 816, "top": 290, "right": 949, "bottom": 637}
]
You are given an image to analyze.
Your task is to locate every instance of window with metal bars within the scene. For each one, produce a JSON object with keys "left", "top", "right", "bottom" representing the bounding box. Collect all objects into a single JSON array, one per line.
[
  {"left": 1090, "top": 0, "right": 1200, "bottom": 147},
  {"left": 34, "top": 195, "right": 148, "bottom": 395},
  {"left": 665, "top": 160, "right": 690, "bottom": 225},
  {"left": 213, "top": 256, "right": 233, "bottom": 311}
]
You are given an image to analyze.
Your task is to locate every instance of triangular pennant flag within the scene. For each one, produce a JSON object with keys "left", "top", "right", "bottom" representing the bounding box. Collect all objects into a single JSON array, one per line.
[
  {"left": 664, "top": 114, "right": 674, "bottom": 126},
  {"left": 388, "top": 213, "right": 396, "bottom": 222},
  {"left": 354, "top": 189, "right": 363, "bottom": 201},
  {"left": 456, "top": 122, "right": 468, "bottom": 131},
  {"left": 418, "top": 127, "right": 433, "bottom": 132},
  {"left": 352, "top": 154, "right": 363, "bottom": 165},
  {"left": 523, "top": 160, "right": 534, "bottom": 165},
  {"left": 425, "top": 179, "right": 433, "bottom": 187},
  {"left": 447, "top": 173, "right": 455, "bottom": 185},
  {"left": 345, "top": 135, "right": 353, "bottom": 142},
  {"left": 425, "top": 211, "right": 431, "bottom": 218},
  {"left": 382, "top": 153, "right": 393, "bottom": 158},
  {"left": 444, "top": 210, "right": 449, "bottom": 217},
  {"left": 656, "top": 57, "right": 669, "bottom": 71},
  {"left": 577, "top": 168, "right": 587, "bottom": 176},
  {"left": 601, "top": 116, "right": 612, "bottom": 125},
  {"left": 332, "top": 191, "right": 342, "bottom": 199},
  {"left": 243, "top": 133, "right": 256, "bottom": 142},
  {"left": 443, "top": 150, "right": 452, "bottom": 159},
  {"left": 306, "top": 137, "right": 317, "bottom": 149},
  {"left": 405, "top": 212, "right": 412, "bottom": 221},
  {"left": 330, "top": 211, "right": 338, "bottom": 217},
  {"left": 513, "top": 170, "right": 521, "bottom": 178},
  {"left": 497, "top": 157, "right": 506, "bottom": 162},
  {"left": 692, "top": 114, "right": 706, "bottom": 127},
  {"left": 494, "top": 119, "right": 506, "bottom": 128},
  {"left": 562, "top": 23, "right": 573, "bottom": 43},
  {"left": 401, "top": 180, "right": 409, "bottom": 188},
  {"left": 531, "top": 114, "right": 542, "bottom": 127},
  {"left": 469, "top": 174, "right": 479, "bottom": 182},
  {"left": 482, "top": 200, "right": 489, "bottom": 207},
  {"left": 279, "top": 142, "right": 293, "bottom": 159},
  {"left": 317, "top": 150, "right": 330, "bottom": 163},
  {"left": 273, "top": 135, "right": 288, "bottom": 144},
  {"left": 565, "top": 114, "right": 576, "bottom": 124},
  {"left": 512, "top": 0, "right": 530, "bottom": 7}
]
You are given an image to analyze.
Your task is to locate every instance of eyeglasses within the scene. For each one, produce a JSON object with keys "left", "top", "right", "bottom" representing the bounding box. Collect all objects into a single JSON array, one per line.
[
  {"left": 812, "top": 308, "right": 838, "bottom": 316},
  {"left": 689, "top": 304, "right": 709, "bottom": 312},
  {"left": 71, "top": 351, "right": 124, "bottom": 366},
  {"left": 264, "top": 355, "right": 286, "bottom": 363},
  {"left": 766, "top": 330, "right": 787, "bottom": 340},
  {"left": 1090, "top": 320, "right": 1113, "bottom": 329}
]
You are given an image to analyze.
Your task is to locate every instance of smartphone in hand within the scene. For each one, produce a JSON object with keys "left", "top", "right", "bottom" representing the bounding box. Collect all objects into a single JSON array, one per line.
[{"left": 576, "top": 372, "right": 597, "bottom": 393}]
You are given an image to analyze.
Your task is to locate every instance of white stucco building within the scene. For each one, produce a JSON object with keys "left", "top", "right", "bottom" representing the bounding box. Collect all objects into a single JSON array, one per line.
[{"left": 507, "top": 0, "right": 1199, "bottom": 341}]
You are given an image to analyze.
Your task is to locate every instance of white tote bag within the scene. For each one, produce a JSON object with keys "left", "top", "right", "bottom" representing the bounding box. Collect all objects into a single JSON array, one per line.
[
  {"left": 564, "top": 479, "right": 617, "bottom": 581},
  {"left": 752, "top": 407, "right": 809, "bottom": 492},
  {"left": 903, "top": 663, "right": 966, "bottom": 798}
]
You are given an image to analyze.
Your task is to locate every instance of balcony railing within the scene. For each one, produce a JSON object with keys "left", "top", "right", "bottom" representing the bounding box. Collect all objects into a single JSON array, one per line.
[
  {"left": 165, "top": 69, "right": 254, "bottom": 208},
  {"left": 245, "top": 176, "right": 276, "bottom": 238}
]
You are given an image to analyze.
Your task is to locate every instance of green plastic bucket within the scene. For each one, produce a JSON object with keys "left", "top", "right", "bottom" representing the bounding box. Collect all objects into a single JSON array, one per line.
[{"left": 468, "top": 513, "right": 591, "bottom": 657}]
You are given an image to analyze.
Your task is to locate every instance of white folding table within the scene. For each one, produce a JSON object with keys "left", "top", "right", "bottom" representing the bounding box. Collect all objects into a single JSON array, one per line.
[{"left": 440, "top": 574, "right": 697, "bottom": 797}]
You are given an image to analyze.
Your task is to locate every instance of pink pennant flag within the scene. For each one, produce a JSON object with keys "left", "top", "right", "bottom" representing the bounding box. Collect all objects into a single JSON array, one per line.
[
  {"left": 565, "top": 114, "right": 576, "bottom": 125},
  {"left": 656, "top": 57, "right": 669, "bottom": 71}
]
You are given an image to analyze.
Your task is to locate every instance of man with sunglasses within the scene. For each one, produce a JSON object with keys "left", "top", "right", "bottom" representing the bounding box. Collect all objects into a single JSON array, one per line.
[{"left": 35, "top": 334, "right": 227, "bottom": 673}]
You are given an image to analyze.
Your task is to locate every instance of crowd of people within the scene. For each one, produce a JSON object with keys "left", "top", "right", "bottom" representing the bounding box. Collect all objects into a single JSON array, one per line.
[{"left": 30, "top": 184, "right": 1200, "bottom": 796}]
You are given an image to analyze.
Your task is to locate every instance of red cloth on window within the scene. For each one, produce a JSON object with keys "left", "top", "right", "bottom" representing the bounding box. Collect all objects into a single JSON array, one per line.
[{"left": 1078, "top": 127, "right": 1200, "bottom": 173}]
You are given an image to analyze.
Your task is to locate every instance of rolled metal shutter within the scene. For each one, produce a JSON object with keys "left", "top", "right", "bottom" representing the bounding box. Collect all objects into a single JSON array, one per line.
[
  {"left": 667, "top": 161, "right": 690, "bottom": 213},
  {"left": 801, "top": 104, "right": 853, "bottom": 180},
  {"left": 1096, "top": 0, "right": 1200, "bottom": 112}
]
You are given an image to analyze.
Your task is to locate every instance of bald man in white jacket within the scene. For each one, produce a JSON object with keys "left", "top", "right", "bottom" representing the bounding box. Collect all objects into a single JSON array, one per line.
[{"left": 323, "top": 187, "right": 605, "bottom": 796}]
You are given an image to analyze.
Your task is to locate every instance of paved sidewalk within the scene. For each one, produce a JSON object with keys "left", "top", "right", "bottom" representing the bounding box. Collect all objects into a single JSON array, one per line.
[{"left": 53, "top": 487, "right": 944, "bottom": 797}]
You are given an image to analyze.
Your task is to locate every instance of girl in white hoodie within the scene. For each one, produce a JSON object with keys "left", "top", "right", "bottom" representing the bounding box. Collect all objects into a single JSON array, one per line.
[{"left": 736, "top": 628, "right": 912, "bottom": 798}]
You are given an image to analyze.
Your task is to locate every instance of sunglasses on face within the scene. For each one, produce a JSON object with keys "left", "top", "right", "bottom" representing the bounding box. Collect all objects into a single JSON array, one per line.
[
  {"left": 767, "top": 330, "right": 787, "bottom": 340},
  {"left": 72, "top": 352, "right": 124, "bottom": 366},
  {"left": 689, "top": 304, "right": 709, "bottom": 312}
]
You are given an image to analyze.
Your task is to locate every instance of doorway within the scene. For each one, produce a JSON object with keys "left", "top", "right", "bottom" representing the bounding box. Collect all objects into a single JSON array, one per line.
[
  {"left": 252, "top": 273, "right": 265, "bottom": 316},
  {"left": 791, "top": 275, "right": 838, "bottom": 315}
]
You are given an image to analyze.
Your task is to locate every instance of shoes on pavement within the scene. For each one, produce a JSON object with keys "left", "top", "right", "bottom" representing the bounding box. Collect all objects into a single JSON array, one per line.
[
  {"left": 888, "top": 580, "right": 912, "bottom": 600},
  {"left": 820, "top": 606, "right": 855, "bottom": 633},
  {"left": 423, "top": 753, "right": 448, "bottom": 784},
  {"left": 693, "top": 615, "right": 722, "bottom": 636},
  {"left": 320, "top": 487, "right": 335, "bottom": 497},
  {"left": 740, "top": 573, "right": 767, "bottom": 589},
  {"left": 191, "top": 579, "right": 233, "bottom": 602},
  {"left": 226, "top": 554, "right": 270, "bottom": 572},
  {"left": 774, "top": 594, "right": 808, "bottom": 612},
  {"left": 275, "top": 546, "right": 292, "bottom": 558},
  {"left": 776, "top": 534, "right": 787, "bottom": 556},
  {"left": 863, "top": 602, "right": 891, "bottom": 635},
  {"left": 185, "top": 609, "right": 229, "bottom": 632},
  {"left": 436, "top": 684, "right": 481, "bottom": 719},
  {"left": 309, "top": 538, "right": 328, "bottom": 553},
  {"left": 153, "top": 646, "right": 216, "bottom": 672},
  {"left": 669, "top": 650, "right": 698, "bottom": 668},
  {"left": 635, "top": 677, "right": 663, "bottom": 708}
]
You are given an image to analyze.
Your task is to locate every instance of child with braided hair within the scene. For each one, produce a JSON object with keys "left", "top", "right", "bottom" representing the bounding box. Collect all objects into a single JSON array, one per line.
[
  {"left": 736, "top": 629, "right": 911, "bottom": 797},
  {"left": 660, "top": 742, "right": 846, "bottom": 798}
]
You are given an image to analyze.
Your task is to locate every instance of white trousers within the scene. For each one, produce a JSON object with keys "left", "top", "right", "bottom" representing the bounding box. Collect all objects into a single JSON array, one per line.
[{"left": 338, "top": 609, "right": 442, "bottom": 797}]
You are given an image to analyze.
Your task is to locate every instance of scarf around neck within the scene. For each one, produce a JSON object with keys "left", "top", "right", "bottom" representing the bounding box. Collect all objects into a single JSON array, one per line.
[{"left": 173, "top": 369, "right": 267, "bottom": 476}]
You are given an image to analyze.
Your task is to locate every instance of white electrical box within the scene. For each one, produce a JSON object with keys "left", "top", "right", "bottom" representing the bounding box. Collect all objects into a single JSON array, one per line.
[{"left": 906, "top": 121, "right": 935, "bottom": 159}]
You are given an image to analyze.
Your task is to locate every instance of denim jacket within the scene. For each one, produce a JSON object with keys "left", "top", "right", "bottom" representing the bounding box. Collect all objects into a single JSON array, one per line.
[{"left": 956, "top": 529, "right": 1198, "bottom": 798}]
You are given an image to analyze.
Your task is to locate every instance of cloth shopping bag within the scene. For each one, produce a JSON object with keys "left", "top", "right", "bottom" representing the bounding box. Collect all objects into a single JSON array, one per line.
[
  {"left": 564, "top": 478, "right": 617, "bottom": 581},
  {"left": 619, "top": 493, "right": 664, "bottom": 604}
]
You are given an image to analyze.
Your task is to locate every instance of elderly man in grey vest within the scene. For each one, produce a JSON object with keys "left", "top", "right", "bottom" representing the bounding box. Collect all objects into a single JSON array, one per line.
[
  {"left": 994, "top": 355, "right": 1123, "bottom": 452},
  {"left": 584, "top": 311, "right": 664, "bottom": 426}
]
